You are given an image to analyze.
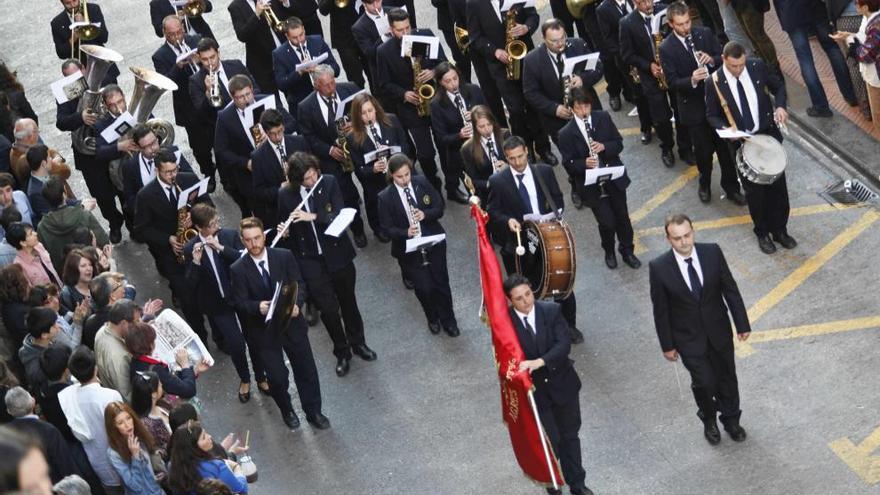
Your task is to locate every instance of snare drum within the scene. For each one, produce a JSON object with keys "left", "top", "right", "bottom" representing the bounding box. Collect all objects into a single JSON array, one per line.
[{"left": 736, "top": 134, "right": 787, "bottom": 185}]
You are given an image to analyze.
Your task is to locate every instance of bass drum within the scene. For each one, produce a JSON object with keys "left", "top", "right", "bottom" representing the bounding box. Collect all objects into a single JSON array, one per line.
[
  {"left": 736, "top": 134, "right": 787, "bottom": 185},
  {"left": 515, "top": 220, "right": 577, "bottom": 300}
]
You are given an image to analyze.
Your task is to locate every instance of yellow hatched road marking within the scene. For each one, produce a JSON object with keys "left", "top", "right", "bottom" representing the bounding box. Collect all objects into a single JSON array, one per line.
[
  {"left": 746, "top": 316, "right": 880, "bottom": 344},
  {"left": 629, "top": 167, "right": 700, "bottom": 225},
  {"left": 830, "top": 425, "right": 880, "bottom": 485}
]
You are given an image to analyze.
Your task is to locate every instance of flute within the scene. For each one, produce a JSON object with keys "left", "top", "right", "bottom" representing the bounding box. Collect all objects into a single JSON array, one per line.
[{"left": 270, "top": 174, "right": 325, "bottom": 247}]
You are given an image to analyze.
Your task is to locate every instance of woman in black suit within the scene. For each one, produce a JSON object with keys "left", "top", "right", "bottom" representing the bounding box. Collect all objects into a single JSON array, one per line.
[
  {"left": 346, "top": 93, "right": 410, "bottom": 243},
  {"left": 459, "top": 105, "right": 511, "bottom": 204}
]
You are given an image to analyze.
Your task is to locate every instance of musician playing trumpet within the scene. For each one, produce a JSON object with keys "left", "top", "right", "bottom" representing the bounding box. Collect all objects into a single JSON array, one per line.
[
  {"left": 273, "top": 17, "right": 340, "bottom": 110},
  {"left": 459, "top": 105, "right": 511, "bottom": 204},
  {"left": 487, "top": 135, "right": 583, "bottom": 344},
  {"left": 558, "top": 88, "right": 640, "bottom": 271}
]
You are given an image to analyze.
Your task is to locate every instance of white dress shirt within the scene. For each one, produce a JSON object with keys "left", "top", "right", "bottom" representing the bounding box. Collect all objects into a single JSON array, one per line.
[
  {"left": 673, "top": 247, "right": 703, "bottom": 291},
  {"left": 512, "top": 166, "right": 541, "bottom": 214},
  {"left": 139, "top": 154, "right": 156, "bottom": 186},
  {"left": 722, "top": 64, "right": 760, "bottom": 133},
  {"left": 514, "top": 306, "right": 537, "bottom": 334},
  {"left": 250, "top": 249, "right": 270, "bottom": 275},
  {"left": 237, "top": 107, "right": 257, "bottom": 148}
]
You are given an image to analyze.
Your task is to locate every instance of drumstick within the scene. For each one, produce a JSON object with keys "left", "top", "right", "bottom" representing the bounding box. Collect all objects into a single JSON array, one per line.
[
  {"left": 244, "top": 430, "right": 250, "bottom": 449},
  {"left": 672, "top": 360, "right": 685, "bottom": 401},
  {"left": 514, "top": 226, "right": 525, "bottom": 256}
]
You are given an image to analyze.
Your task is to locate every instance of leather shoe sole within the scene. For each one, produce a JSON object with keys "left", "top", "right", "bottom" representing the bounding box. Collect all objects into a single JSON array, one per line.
[
  {"left": 807, "top": 106, "right": 833, "bottom": 118},
  {"left": 238, "top": 384, "right": 251, "bottom": 404},
  {"left": 306, "top": 413, "right": 331, "bottom": 430},
  {"left": 352, "top": 344, "right": 378, "bottom": 361},
  {"left": 257, "top": 381, "right": 271, "bottom": 395},
  {"left": 402, "top": 277, "right": 415, "bottom": 290}
]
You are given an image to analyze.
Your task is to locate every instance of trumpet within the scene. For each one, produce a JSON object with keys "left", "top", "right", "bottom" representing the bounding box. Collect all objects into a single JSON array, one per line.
[
  {"left": 259, "top": 0, "right": 285, "bottom": 32},
  {"left": 412, "top": 55, "right": 434, "bottom": 118},
  {"left": 207, "top": 67, "right": 223, "bottom": 108},
  {"left": 652, "top": 33, "right": 668, "bottom": 91},
  {"left": 453, "top": 23, "right": 470, "bottom": 54},
  {"left": 250, "top": 123, "right": 265, "bottom": 145},
  {"left": 505, "top": 8, "right": 527, "bottom": 80},
  {"left": 175, "top": 183, "right": 199, "bottom": 263},
  {"left": 334, "top": 117, "right": 354, "bottom": 173}
]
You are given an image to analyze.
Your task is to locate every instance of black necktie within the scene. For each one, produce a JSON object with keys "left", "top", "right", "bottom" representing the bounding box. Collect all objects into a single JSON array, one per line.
[
  {"left": 516, "top": 173, "right": 532, "bottom": 214},
  {"left": 404, "top": 186, "right": 418, "bottom": 209},
  {"left": 685, "top": 36, "right": 696, "bottom": 58},
  {"left": 685, "top": 257, "right": 702, "bottom": 300},
  {"left": 736, "top": 77, "right": 755, "bottom": 131},
  {"left": 523, "top": 316, "right": 537, "bottom": 344},
  {"left": 276, "top": 143, "right": 285, "bottom": 165},
  {"left": 555, "top": 52, "right": 565, "bottom": 79},
  {"left": 325, "top": 96, "right": 336, "bottom": 127},
  {"left": 258, "top": 260, "right": 271, "bottom": 289},
  {"left": 145, "top": 159, "right": 153, "bottom": 175},
  {"left": 167, "top": 186, "right": 177, "bottom": 208},
  {"left": 454, "top": 93, "right": 465, "bottom": 112}
]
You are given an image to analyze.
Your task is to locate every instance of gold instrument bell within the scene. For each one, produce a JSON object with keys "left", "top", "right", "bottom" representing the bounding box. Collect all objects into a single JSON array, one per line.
[
  {"left": 183, "top": 0, "right": 206, "bottom": 17},
  {"left": 454, "top": 24, "right": 470, "bottom": 54},
  {"left": 334, "top": 0, "right": 350, "bottom": 7},
  {"left": 76, "top": 0, "right": 101, "bottom": 41},
  {"left": 565, "top": 0, "right": 595, "bottom": 19}
]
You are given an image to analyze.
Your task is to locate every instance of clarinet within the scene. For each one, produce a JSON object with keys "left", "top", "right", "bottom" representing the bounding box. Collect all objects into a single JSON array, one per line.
[
  {"left": 405, "top": 188, "right": 430, "bottom": 266},
  {"left": 584, "top": 122, "right": 609, "bottom": 198}
]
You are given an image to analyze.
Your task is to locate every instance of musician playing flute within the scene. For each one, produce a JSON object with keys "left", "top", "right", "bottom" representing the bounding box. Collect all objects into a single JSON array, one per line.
[
  {"left": 487, "top": 136, "right": 583, "bottom": 344},
  {"left": 558, "top": 88, "right": 640, "bottom": 271}
]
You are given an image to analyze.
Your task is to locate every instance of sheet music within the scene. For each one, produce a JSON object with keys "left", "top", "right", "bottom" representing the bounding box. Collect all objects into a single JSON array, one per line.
[
  {"left": 562, "top": 53, "right": 600, "bottom": 77},
  {"left": 650, "top": 8, "right": 667, "bottom": 35},
  {"left": 363, "top": 145, "right": 402, "bottom": 163},
  {"left": 716, "top": 128, "right": 752, "bottom": 139},
  {"left": 406, "top": 233, "right": 446, "bottom": 253},
  {"left": 400, "top": 35, "right": 441, "bottom": 59},
  {"left": 265, "top": 282, "right": 282, "bottom": 323},
  {"left": 584, "top": 165, "right": 625, "bottom": 185},
  {"left": 335, "top": 89, "right": 368, "bottom": 121},
  {"left": 50, "top": 71, "right": 86, "bottom": 104},
  {"left": 177, "top": 177, "right": 210, "bottom": 209},
  {"left": 243, "top": 95, "right": 277, "bottom": 129},
  {"left": 324, "top": 208, "right": 357, "bottom": 237},
  {"left": 294, "top": 52, "right": 329, "bottom": 72},
  {"left": 175, "top": 48, "right": 197, "bottom": 64},
  {"left": 99, "top": 112, "right": 136, "bottom": 143}
]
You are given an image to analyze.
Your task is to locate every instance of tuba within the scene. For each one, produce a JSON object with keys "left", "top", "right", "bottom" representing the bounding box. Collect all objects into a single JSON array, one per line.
[
  {"left": 72, "top": 45, "right": 124, "bottom": 155},
  {"left": 175, "top": 183, "right": 199, "bottom": 263},
  {"left": 453, "top": 23, "right": 470, "bottom": 54},
  {"left": 505, "top": 8, "right": 527, "bottom": 80},
  {"left": 129, "top": 67, "right": 178, "bottom": 147},
  {"left": 652, "top": 33, "right": 668, "bottom": 91},
  {"left": 412, "top": 56, "right": 434, "bottom": 118}
]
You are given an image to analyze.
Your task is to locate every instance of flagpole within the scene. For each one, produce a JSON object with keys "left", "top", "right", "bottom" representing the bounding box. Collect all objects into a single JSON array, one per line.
[{"left": 527, "top": 389, "right": 559, "bottom": 490}]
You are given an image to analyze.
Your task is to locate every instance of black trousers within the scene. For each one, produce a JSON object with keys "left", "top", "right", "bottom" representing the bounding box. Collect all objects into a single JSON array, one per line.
[
  {"left": 360, "top": 174, "right": 385, "bottom": 235},
  {"left": 336, "top": 46, "right": 367, "bottom": 89},
  {"left": 251, "top": 318, "right": 322, "bottom": 417},
  {"left": 397, "top": 242, "right": 457, "bottom": 329},
  {"left": 471, "top": 55, "right": 508, "bottom": 128},
  {"left": 689, "top": 122, "right": 739, "bottom": 193},
  {"left": 74, "top": 151, "right": 125, "bottom": 231},
  {"left": 183, "top": 123, "right": 216, "bottom": 180},
  {"left": 494, "top": 75, "right": 550, "bottom": 155},
  {"left": 536, "top": 380, "right": 586, "bottom": 490},
  {"left": 680, "top": 344, "right": 741, "bottom": 424},
  {"left": 207, "top": 307, "right": 265, "bottom": 383},
  {"left": 501, "top": 249, "right": 578, "bottom": 328},
  {"left": 668, "top": 90, "right": 693, "bottom": 155},
  {"left": 397, "top": 108, "right": 442, "bottom": 192},
  {"left": 602, "top": 54, "right": 627, "bottom": 100},
  {"left": 336, "top": 171, "right": 366, "bottom": 236},
  {"left": 642, "top": 87, "right": 675, "bottom": 151},
  {"left": 588, "top": 187, "right": 635, "bottom": 256},
  {"left": 625, "top": 66, "right": 655, "bottom": 131},
  {"left": 438, "top": 27, "right": 472, "bottom": 83},
  {"left": 226, "top": 168, "right": 255, "bottom": 219},
  {"left": 741, "top": 171, "right": 791, "bottom": 238},
  {"left": 304, "top": 261, "right": 366, "bottom": 359},
  {"left": 442, "top": 143, "right": 464, "bottom": 195}
]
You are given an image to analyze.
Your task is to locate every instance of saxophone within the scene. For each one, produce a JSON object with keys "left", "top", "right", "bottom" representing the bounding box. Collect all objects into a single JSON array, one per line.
[
  {"left": 175, "top": 183, "right": 198, "bottom": 263},
  {"left": 412, "top": 56, "right": 434, "bottom": 118},
  {"left": 652, "top": 33, "right": 668, "bottom": 91},
  {"left": 335, "top": 117, "right": 354, "bottom": 173},
  {"left": 505, "top": 8, "right": 527, "bottom": 80}
]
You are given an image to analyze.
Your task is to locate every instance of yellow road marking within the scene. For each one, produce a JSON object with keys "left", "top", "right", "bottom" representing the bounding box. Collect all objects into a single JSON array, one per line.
[
  {"left": 830, "top": 425, "right": 880, "bottom": 485},
  {"left": 746, "top": 316, "right": 880, "bottom": 344},
  {"left": 620, "top": 127, "right": 642, "bottom": 137},
  {"left": 736, "top": 209, "right": 880, "bottom": 356},
  {"left": 629, "top": 167, "right": 700, "bottom": 225}
]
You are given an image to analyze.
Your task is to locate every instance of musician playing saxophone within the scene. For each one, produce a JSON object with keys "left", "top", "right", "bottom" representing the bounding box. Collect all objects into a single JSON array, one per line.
[
  {"left": 558, "top": 88, "right": 640, "bottom": 271},
  {"left": 486, "top": 135, "right": 583, "bottom": 344}
]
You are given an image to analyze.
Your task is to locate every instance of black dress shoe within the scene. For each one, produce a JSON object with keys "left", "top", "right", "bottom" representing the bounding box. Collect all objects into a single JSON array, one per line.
[
  {"left": 698, "top": 184, "right": 711, "bottom": 203},
  {"left": 306, "top": 413, "right": 331, "bottom": 430},
  {"left": 402, "top": 275, "right": 414, "bottom": 290},
  {"left": 704, "top": 419, "right": 721, "bottom": 445},
  {"left": 352, "top": 343, "right": 377, "bottom": 361},
  {"left": 207, "top": 177, "right": 217, "bottom": 194},
  {"left": 305, "top": 303, "right": 319, "bottom": 327},
  {"left": 110, "top": 228, "right": 122, "bottom": 244},
  {"left": 609, "top": 95, "right": 622, "bottom": 111},
  {"left": 375, "top": 231, "right": 391, "bottom": 243},
  {"left": 605, "top": 252, "right": 618, "bottom": 269},
  {"left": 807, "top": 106, "right": 833, "bottom": 118},
  {"left": 283, "top": 411, "right": 301, "bottom": 429},
  {"left": 571, "top": 190, "right": 584, "bottom": 210},
  {"left": 335, "top": 357, "right": 350, "bottom": 377},
  {"left": 569, "top": 327, "right": 584, "bottom": 344},
  {"left": 772, "top": 232, "right": 797, "bottom": 249},
  {"left": 257, "top": 380, "right": 271, "bottom": 395},
  {"left": 571, "top": 487, "right": 595, "bottom": 495},
  {"left": 539, "top": 150, "right": 559, "bottom": 166},
  {"left": 238, "top": 383, "right": 251, "bottom": 404},
  {"left": 428, "top": 321, "right": 442, "bottom": 334},
  {"left": 353, "top": 232, "right": 368, "bottom": 248},
  {"left": 443, "top": 323, "right": 461, "bottom": 337},
  {"left": 757, "top": 235, "right": 777, "bottom": 254},
  {"left": 726, "top": 190, "right": 747, "bottom": 206},
  {"left": 447, "top": 190, "right": 469, "bottom": 205},
  {"left": 640, "top": 130, "right": 652, "bottom": 144},
  {"left": 661, "top": 149, "right": 675, "bottom": 168},
  {"left": 622, "top": 253, "right": 641, "bottom": 269},
  {"left": 725, "top": 423, "right": 748, "bottom": 442}
]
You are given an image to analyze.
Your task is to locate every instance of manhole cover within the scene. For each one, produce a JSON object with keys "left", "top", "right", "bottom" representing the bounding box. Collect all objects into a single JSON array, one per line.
[{"left": 821, "top": 179, "right": 879, "bottom": 205}]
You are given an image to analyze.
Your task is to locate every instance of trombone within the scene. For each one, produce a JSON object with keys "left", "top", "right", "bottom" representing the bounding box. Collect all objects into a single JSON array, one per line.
[{"left": 69, "top": 0, "right": 101, "bottom": 58}]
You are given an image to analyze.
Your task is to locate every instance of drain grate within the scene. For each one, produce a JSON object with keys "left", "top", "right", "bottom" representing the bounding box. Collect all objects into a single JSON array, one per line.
[{"left": 821, "top": 179, "right": 879, "bottom": 205}]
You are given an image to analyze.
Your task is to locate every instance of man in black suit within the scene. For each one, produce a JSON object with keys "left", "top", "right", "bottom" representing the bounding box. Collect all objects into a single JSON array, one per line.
[
  {"left": 619, "top": 0, "right": 680, "bottom": 167},
  {"left": 705, "top": 42, "right": 794, "bottom": 255},
  {"left": 558, "top": 88, "right": 640, "bottom": 270},
  {"left": 649, "top": 213, "right": 751, "bottom": 445},
  {"left": 432, "top": 0, "right": 471, "bottom": 82},
  {"left": 297, "top": 67, "right": 368, "bottom": 246},
  {"left": 228, "top": 0, "right": 286, "bottom": 92},
  {"left": 251, "top": 109, "right": 310, "bottom": 226},
  {"left": 487, "top": 136, "right": 583, "bottom": 344},
  {"left": 275, "top": 0, "right": 324, "bottom": 36},
  {"left": 377, "top": 154, "right": 460, "bottom": 336},
  {"left": 152, "top": 17, "right": 215, "bottom": 187},
  {"left": 318, "top": 0, "right": 367, "bottom": 88},
  {"left": 184, "top": 203, "right": 268, "bottom": 403},
  {"left": 596, "top": 0, "right": 635, "bottom": 112},
  {"left": 503, "top": 274, "right": 592, "bottom": 495},
  {"left": 132, "top": 149, "right": 211, "bottom": 342},
  {"left": 660, "top": 2, "right": 744, "bottom": 206},
  {"left": 230, "top": 216, "right": 330, "bottom": 430},
  {"left": 121, "top": 124, "right": 194, "bottom": 222},
  {"left": 273, "top": 17, "right": 341, "bottom": 110},
  {"left": 375, "top": 9, "right": 450, "bottom": 199},
  {"left": 277, "top": 154, "right": 377, "bottom": 376},
  {"left": 150, "top": 0, "right": 215, "bottom": 39},
  {"left": 189, "top": 38, "right": 257, "bottom": 192},
  {"left": 214, "top": 74, "right": 296, "bottom": 218},
  {"left": 50, "top": 0, "right": 119, "bottom": 83},
  {"left": 430, "top": 62, "right": 487, "bottom": 203},
  {"left": 468, "top": 0, "right": 554, "bottom": 165}
]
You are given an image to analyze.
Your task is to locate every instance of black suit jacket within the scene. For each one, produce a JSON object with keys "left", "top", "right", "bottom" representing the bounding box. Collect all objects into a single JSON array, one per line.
[
  {"left": 277, "top": 174, "right": 357, "bottom": 276},
  {"left": 649, "top": 243, "right": 751, "bottom": 356},
  {"left": 150, "top": 0, "right": 215, "bottom": 38},
  {"left": 558, "top": 111, "right": 629, "bottom": 207},
  {"left": 596, "top": 0, "right": 633, "bottom": 57},
  {"left": 430, "top": 84, "right": 487, "bottom": 153},
  {"left": 460, "top": 128, "right": 511, "bottom": 197},
  {"left": 523, "top": 41, "right": 605, "bottom": 136},
  {"left": 152, "top": 35, "right": 203, "bottom": 127},
  {"left": 509, "top": 300, "right": 579, "bottom": 403},
  {"left": 448, "top": 0, "right": 467, "bottom": 32},
  {"left": 132, "top": 173, "right": 211, "bottom": 249},
  {"left": 705, "top": 57, "right": 786, "bottom": 140},
  {"left": 377, "top": 174, "right": 446, "bottom": 259},
  {"left": 228, "top": 0, "right": 286, "bottom": 90},
  {"left": 659, "top": 26, "right": 722, "bottom": 127},
  {"left": 8, "top": 417, "right": 79, "bottom": 483},
  {"left": 230, "top": 247, "right": 308, "bottom": 334},
  {"left": 467, "top": 0, "right": 539, "bottom": 78},
  {"left": 184, "top": 228, "right": 243, "bottom": 312},
  {"left": 189, "top": 59, "right": 256, "bottom": 125},
  {"left": 297, "top": 82, "right": 361, "bottom": 174},
  {"left": 50, "top": 3, "right": 120, "bottom": 81},
  {"left": 347, "top": 115, "right": 411, "bottom": 186},
  {"left": 375, "top": 30, "right": 446, "bottom": 125},
  {"left": 487, "top": 164, "right": 564, "bottom": 252},
  {"left": 619, "top": 9, "right": 666, "bottom": 94},
  {"left": 121, "top": 148, "right": 194, "bottom": 216},
  {"left": 273, "top": 36, "right": 341, "bottom": 108},
  {"left": 318, "top": 0, "right": 360, "bottom": 48},
  {"left": 251, "top": 134, "right": 311, "bottom": 224}
]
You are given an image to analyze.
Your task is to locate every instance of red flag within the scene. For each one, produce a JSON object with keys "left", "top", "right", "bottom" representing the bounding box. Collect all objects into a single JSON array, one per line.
[{"left": 470, "top": 204, "right": 564, "bottom": 487}]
